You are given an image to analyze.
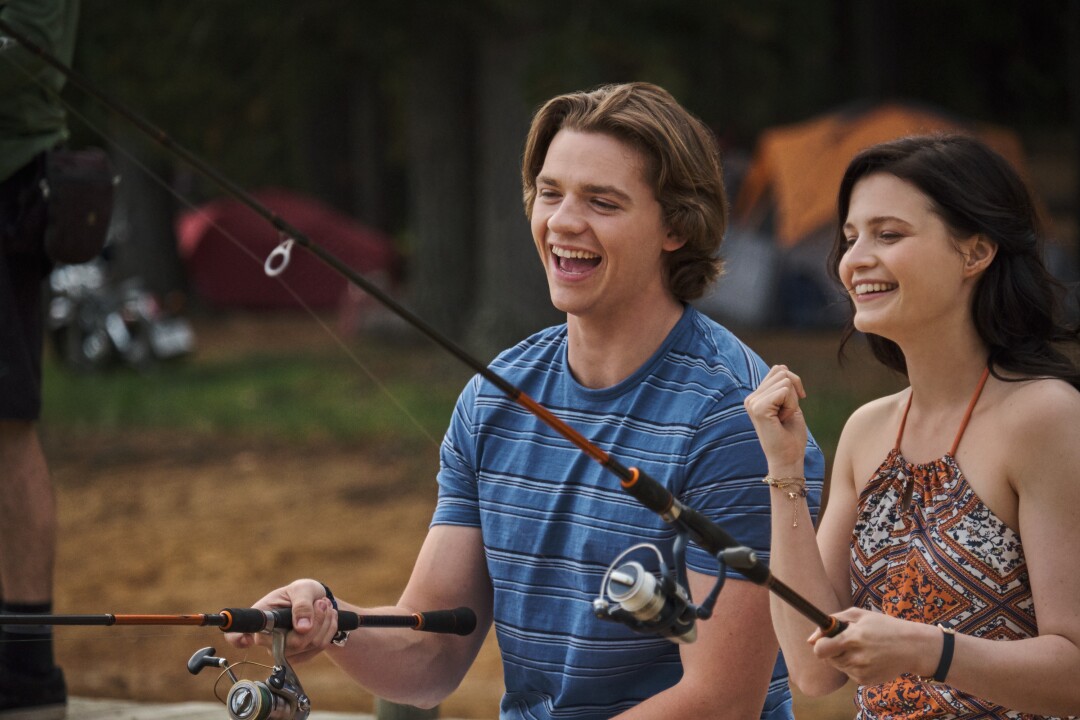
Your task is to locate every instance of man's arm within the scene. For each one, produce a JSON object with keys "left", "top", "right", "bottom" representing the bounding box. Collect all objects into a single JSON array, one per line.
[
  {"left": 331, "top": 524, "right": 494, "bottom": 707},
  {"left": 229, "top": 524, "right": 493, "bottom": 709},
  {"left": 613, "top": 572, "right": 778, "bottom": 719}
]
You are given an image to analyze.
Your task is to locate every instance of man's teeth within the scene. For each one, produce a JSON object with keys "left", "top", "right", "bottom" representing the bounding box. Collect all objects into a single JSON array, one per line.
[
  {"left": 552, "top": 246, "right": 599, "bottom": 260},
  {"left": 855, "top": 282, "right": 896, "bottom": 295}
]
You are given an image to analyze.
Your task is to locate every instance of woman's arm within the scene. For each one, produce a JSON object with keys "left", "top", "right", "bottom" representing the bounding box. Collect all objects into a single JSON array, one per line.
[
  {"left": 744, "top": 366, "right": 863, "bottom": 695},
  {"left": 808, "top": 380, "right": 1080, "bottom": 716}
]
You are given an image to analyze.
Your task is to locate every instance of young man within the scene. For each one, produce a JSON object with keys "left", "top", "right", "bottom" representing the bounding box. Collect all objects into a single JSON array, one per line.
[
  {"left": 230, "top": 82, "right": 825, "bottom": 719},
  {"left": 0, "top": 2, "right": 80, "bottom": 717}
]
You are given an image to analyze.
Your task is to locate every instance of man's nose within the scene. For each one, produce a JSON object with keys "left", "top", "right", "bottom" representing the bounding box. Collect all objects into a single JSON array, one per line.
[{"left": 547, "top": 196, "right": 587, "bottom": 235}]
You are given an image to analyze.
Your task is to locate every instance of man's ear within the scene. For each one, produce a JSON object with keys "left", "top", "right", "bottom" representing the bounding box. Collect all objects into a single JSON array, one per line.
[
  {"left": 961, "top": 234, "right": 997, "bottom": 278},
  {"left": 662, "top": 230, "right": 686, "bottom": 253}
]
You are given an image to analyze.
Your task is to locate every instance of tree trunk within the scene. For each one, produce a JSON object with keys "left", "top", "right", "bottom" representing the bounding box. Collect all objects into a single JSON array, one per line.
[
  {"left": 107, "top": 127, "right": 189, "bottom": 306},
  {"left": 350, "top": 70, "right": 392, "bottom": 234},
  {"left": 468, "top": 28, "right": 560, "bottom": 359},
  {"left": 1069, "top": 0, "right": 1080, "bottom": 307},
  {"left": 404, "top": 33, "right": 477, "bottom": 342},
  {"left": 301, "top": 73, "right": 353, "bottom": 216}
]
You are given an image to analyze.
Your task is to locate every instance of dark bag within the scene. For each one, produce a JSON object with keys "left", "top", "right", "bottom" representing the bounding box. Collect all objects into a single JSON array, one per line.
[{"left": 41, "top": 147, "right": 116, "bottom": 264}]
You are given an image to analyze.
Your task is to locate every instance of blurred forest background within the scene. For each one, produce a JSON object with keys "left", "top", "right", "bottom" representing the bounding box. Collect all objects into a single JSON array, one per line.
[
  {"left": 66, "top": 0, "right": 1079, "bottom": 353},
  {"left": 31, "top": 1, "right": 1080, "bottom": 718}
]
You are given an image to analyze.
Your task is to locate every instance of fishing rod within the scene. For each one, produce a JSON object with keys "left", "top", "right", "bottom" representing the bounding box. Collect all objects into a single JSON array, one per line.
[
  {"left": 0, "top": 605, "right": 478, "bottom": 634},
  {"left": 0, "top": 18, "right": 844, "bottom": 640},
  {"left": 0, "top": 607, "right": 476, "bottom": 720}
]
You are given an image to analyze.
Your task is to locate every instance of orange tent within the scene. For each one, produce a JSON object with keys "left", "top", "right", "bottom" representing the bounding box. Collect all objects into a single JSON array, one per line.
[{"left": 732, "top": 103, "right": 1031, "bottom": 247}]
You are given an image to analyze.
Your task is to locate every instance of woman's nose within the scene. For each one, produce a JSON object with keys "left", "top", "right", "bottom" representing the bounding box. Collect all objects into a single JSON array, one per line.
[
  {"left": 838, "top": 237, "right": 876, "bottom": 289},
  {"left": 842, "top": 236, "right": 874, "bottom": 268}
]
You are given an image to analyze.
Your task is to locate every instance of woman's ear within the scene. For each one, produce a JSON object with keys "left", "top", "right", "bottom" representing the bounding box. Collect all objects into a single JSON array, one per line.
[{"left": 961, "top": 234, "right": 997, "bottom": 278}]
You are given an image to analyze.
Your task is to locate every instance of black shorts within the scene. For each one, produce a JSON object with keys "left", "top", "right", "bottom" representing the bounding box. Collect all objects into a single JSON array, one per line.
[{"left": 0, "top": 155, "right": 51, "bottom": 421}]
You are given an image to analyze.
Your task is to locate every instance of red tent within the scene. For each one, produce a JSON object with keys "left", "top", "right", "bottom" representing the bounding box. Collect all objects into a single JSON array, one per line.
[{"left": 176, "top": 188, "right": 400, "bottom": 310}]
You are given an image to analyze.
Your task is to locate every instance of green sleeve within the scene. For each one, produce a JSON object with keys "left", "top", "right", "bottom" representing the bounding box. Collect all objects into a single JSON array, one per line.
[{"left": 0, "top": 0, "right": 79, "bottom": 97}]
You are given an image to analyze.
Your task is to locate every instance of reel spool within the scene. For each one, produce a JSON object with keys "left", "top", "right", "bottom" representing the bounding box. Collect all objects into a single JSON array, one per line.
[{"left": 188, "top": 630, "right": 310, "bottom": 720}]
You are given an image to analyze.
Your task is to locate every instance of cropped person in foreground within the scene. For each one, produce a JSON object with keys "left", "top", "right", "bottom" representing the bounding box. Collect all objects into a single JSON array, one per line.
[{"left": 0, "top": 2, "right": 81, "bottom": 717}]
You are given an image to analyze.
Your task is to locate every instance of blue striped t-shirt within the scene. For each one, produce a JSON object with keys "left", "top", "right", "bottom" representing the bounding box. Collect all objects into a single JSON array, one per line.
[{"left": 434, "top": 305, "right": 825, "bottom": 720}]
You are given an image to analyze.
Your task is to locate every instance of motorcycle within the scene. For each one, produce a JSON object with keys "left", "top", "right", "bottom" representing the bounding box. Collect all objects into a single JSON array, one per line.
[{"left": 47, "top": 259, "right": 196, "bottom": 372}]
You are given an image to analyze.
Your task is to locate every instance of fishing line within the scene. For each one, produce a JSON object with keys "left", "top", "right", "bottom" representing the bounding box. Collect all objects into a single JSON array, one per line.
[
  {"left": 0, "top": 40, "right": 442, "bottom": 448},
  {"left": 0, "top": 18, "right": 846, "bottom": 638}
]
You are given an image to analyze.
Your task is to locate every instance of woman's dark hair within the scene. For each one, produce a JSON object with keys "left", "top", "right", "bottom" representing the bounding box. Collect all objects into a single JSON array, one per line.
[{"left": 828, "top": 133, "right": 1080, "bottom": 388}]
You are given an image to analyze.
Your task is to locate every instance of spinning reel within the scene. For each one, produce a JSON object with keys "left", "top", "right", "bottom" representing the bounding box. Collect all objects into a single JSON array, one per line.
[
  {"left": 188, "top": 629, "right": 309, "bottom": 720},
  {"left": 183, "top": 605, "right": 474, "bottom": 720},
  {"left": 593, "top": 528, "right": 760, "bottom": 644}
]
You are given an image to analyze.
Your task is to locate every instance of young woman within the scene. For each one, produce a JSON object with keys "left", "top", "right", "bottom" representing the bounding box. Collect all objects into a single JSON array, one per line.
[{"left": 744, "top": 134, "right": 1080, "bottom": 718}]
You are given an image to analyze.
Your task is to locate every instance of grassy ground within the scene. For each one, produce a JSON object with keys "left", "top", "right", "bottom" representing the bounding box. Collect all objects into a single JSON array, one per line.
[{"left": 39, "top": 312, "right": 904, "bottom": 718}]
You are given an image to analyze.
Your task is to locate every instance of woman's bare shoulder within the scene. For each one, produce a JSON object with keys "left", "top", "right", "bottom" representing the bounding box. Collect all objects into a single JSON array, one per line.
[
  {"left": 833, "top": 389, "right": 909, "bottom": 482},
  {"left": 995, "top": 377, "right": 1080, "bottom": 483},
  {"left": 842, "top": 389, "right": 909, "bottom": 442},
  {"left": 997, "top": 376, "right": 1080, "bottom": 434}
]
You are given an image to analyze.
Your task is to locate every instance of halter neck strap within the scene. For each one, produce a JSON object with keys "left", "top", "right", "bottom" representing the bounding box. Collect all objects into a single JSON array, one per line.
[
  {"left": 894, "top": 392, "right": 913, "bottom": 449},
  {"left": 894, "top": 366, "right": 992, "bottom": 456},
  {"left": 950, "top": 366, "right": 991, "bottom": 456}
]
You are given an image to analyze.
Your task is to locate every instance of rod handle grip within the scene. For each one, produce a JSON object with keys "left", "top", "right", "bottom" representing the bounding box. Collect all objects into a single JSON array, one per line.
[{"left": 218, "top": 606, "right": 477, "bottom": 636}]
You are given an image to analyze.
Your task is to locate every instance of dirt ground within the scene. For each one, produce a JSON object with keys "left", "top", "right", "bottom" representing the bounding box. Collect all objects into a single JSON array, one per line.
[{"left": 42, "top": 314, "right": 860, "bottom": 719}]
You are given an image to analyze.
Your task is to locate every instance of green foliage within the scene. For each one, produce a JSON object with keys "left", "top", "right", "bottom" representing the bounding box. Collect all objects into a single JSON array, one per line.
[
  {"left": 41, "top": 347, "right": 465, "bottom": 445},
  {"left": 40, "top": 329, "right": 904, "bottom": 470},
  {"left": 800, "top": 388, "right": 860, "bottom": 462}
]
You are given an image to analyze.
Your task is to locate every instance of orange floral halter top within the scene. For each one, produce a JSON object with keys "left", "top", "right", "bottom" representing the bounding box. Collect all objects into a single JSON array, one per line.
[{"left": 849, "top": 368, "right": 1070, "bottom": 719}]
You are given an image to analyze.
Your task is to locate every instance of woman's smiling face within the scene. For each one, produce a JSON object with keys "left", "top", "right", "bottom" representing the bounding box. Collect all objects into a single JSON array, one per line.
[{"left": 839, "top": 172, "right": 975, "bottom": 341}]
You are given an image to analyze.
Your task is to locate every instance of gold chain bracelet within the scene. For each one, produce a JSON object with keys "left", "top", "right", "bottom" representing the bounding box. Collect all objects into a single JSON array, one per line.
[{"left": 762, "top": 476, "right": 807, "bottom": 527}]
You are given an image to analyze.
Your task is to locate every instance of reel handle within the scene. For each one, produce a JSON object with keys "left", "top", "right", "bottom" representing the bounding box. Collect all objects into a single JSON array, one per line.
[
  {"left": 187, "top": 646, "right": 227, "bottom": 675},
  {"left": 187, "top": 646, "right": 239, "bottom": 684}
]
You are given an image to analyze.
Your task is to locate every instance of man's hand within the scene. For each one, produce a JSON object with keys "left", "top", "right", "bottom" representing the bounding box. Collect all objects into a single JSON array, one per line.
[{"left": 224, "top": 578, "right": 340, "bottom": 663}]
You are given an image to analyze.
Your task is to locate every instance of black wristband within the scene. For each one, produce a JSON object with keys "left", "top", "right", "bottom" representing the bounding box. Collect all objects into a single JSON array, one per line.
[
  {"left": 932, "top": 626, "right": 956, "bottom": 683},
  {"left": 319, "top": 582, "right": 349, "bottom": 647},
  {"left": 319, "top": 582, "right": 338, "bottom": 611}
]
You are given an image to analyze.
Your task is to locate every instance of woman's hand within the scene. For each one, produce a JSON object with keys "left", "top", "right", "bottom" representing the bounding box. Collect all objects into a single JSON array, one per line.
[
  {"left": 744, "top": 365, "right": 809, "bottom": 472},
  {"left": 808, "top": 608, "right": 942, "bottom": 686}
]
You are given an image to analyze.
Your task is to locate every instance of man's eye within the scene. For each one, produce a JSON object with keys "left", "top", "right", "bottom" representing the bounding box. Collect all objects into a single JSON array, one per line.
[{"left": 592, "top": 199, "right": 617, "bottom": 211}]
